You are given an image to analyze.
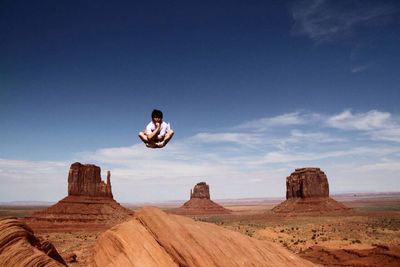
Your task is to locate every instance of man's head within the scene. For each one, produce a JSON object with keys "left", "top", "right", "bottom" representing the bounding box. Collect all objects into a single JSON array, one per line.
[{"left": 151, "top": 109, "right": 163, "bottom": 124}]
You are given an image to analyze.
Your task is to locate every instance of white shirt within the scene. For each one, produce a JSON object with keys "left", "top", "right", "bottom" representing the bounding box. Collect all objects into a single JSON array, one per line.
[{"left": 146, "top": 121, "right": 171, "bottom": 139}]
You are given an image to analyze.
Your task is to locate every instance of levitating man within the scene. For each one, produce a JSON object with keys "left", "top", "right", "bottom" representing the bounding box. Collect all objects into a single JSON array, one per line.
[{"left": 138, "top": 109, "right": 174, "bottom": 148}]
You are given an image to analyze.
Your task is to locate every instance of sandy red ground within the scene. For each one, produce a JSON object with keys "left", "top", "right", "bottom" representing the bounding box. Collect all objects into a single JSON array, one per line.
[{"left": 1, "top": 192, "right": 399, "bottom": 266}]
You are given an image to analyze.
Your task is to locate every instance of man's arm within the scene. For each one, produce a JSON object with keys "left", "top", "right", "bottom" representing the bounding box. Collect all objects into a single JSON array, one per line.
[{"left": 146, "top": 122, "right": 161, "bottom": 141}]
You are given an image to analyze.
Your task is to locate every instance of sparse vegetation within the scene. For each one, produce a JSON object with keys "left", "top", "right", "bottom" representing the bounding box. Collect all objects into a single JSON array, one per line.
[{"left": 186, "top": 200, "right": 400, "bottom": 257}]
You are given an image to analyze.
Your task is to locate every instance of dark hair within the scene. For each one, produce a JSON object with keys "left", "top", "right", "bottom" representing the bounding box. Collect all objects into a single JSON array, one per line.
[{"left": 151, "top": 109, "right": 163, "bottom": 119}]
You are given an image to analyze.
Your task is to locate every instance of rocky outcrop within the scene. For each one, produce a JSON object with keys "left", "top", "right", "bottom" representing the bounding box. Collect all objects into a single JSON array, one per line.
[
  {"left": 273, "top": 168, "right": 349, "bottom": 213},
  {"left": 301, "top": 245, "right": 400, "bottom": 267},
  {"left": 68, "top": 162, "right": 112, "bottom": 198},
  {"left": 190, "top": 182, "right": 210, "bottom": 199},
  {"left": 171, "top": 182, "right": 231, "bottom": 215},
  {"left": 92, "top": 207, "right": 316, "bottom": 267},
  {"left": 286, "top": 168, "right": 329, "bottom": 198},
  {"left": 0, "top": 217, "right": 66, "bottom": 266},
  {"left": 26, "top": 163, "right": 133, "bottom": 230}
]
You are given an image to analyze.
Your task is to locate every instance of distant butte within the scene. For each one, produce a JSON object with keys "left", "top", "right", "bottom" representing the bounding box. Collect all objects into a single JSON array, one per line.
[
  {"left": 68, "top": 162, "right": 113, "bottom": 198},
  {"left": 25, "top": 162, "right": 133, "bottom": 231},
  {"left": 272, "top": 168, "right": 349, "bottom": 214},
  {"left": 171, "top": 182, "right": 231, "bottom": 215}
]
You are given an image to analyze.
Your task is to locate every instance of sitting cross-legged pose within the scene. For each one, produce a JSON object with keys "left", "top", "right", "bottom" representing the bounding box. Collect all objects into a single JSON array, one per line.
[{"left": 138, "top": 109, "right": 174, "bottom": 148}]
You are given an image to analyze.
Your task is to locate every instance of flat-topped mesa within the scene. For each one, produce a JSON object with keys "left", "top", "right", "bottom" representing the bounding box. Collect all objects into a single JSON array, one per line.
[
  {"left": 190, "top": 182, "right": 210, "bottom": 199},
  {"left": 68, "top": 162, "right": 112, "bottom": 198},
  {"left": 286, "top": 167, "right": 329, "bottom": 199},
  {"left": 272, "top": 167, "right": 349, "bottom": 214}
]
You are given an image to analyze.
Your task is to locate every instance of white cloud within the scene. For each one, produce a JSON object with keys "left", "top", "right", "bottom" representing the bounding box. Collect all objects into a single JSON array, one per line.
[
  {"left": 236, "top": 112, "right": 320, "bottom": 131},
  {"left": 354, "top": 160, "right": 400, "bottom": 172},
  {"left": 371, "top": 128, "right": 400, "bottom": 143},
  {"left": 327, "top": 110, "right": 392, "bottom": 130},
  {"left": 260, "top": 146, "right": 400, "bottom": 164},
  {"left": 191, "top": 132, "right": 262, "bottom": 145},
  {"left": 291, "top": 0, "right": 393, "bottom": 44},
  {"left": 351, "top": 63, "right": 371, "bottom": 73},
  {"left": 287, "top": 129, "right": 344, "bottom": 143},
  {"left": 1, "top": 109, "right": 399, "bottom": 202},
  {"left": 0, "top": 159, "right": 68, "bottom": 201},
  {"left": 0, "top": 159, "right": 67, "bottom": 181},
  {"left": 326, "top": 110, "right": 400, "bottom": 142}
]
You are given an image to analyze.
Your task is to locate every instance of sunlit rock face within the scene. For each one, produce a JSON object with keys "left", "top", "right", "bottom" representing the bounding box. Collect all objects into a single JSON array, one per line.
[
  {"left": 273, "top": 168, "right": 349, "bottom": 214},
  {"left": 286, "top": 168, "right": 329, "bottom": 199},
  {"left": 68, "top": 162, "right": 113, "bottom": 198},
  {"left": 0, "top": 217, "right": 66, "bottom": 267},
  {"left": 26, "top": 162, "right": 133, "bottom": 228},
  {"left": 92, "top": 207, "right": 316, "bottom": 267},
  {"left": 190, "top": 182, "right": 210, "bottom": 199}
]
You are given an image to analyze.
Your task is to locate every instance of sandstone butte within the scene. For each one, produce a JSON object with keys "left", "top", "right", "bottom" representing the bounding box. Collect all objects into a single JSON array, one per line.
[
  {"left": 171, "top": 182, "right": 231, "bottom": 215},
  {"left": 25, "top": 162, "right": 133, "bottom": 230},
  {"left": 272, "top": 167, "right": 349, "bottom": 213},
  {"left": 92, "top": 206, "right": 316, "bottom": 267},
  {"left": 0, "top": 217, "right": 66, "bottom": 266}
]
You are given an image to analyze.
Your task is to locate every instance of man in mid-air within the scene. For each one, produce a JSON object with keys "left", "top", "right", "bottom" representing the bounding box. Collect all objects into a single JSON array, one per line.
[{"left": 138, "top": 109, "right": 174, "bottom": 148}]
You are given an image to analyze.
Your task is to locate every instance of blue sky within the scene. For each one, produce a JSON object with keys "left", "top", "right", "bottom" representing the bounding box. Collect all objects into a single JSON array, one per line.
[{"left": 1, "top": 0, "right": 400, "bottom": 202}]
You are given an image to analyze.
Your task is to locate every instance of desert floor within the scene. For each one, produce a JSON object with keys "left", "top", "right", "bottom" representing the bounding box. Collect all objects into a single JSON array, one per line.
[{"left": 1, "top": 193, "right": 400, "bottom": 266}]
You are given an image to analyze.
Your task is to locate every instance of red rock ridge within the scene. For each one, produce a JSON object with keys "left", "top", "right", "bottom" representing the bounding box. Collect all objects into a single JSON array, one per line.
[
  {"left": 0, "top": 217, "right": 66, "bottom": 266},
  {"left": 92, "top": 207, "right": 316, "bottom": 267}
]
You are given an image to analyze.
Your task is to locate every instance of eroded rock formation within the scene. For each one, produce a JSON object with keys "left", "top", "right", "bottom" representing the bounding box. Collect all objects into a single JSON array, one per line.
[
  {"left": 171, "top": 182, "right": 231, "bottom": 215},
  {"left": 273, "top": 168, "right": 349, "bottom": 213},
  {"left": 286, "top": 168, "right": 329, "bottom": 198},
  {"left": 26, "top": 163, "right": 133, "bottom": 230},
  {"left": 68, "top": 162, "right": 112, "bottom": 197},
  {"left": 92, "top": 207, "right": 316, "bottom": 267},
  {"left": 0, "top": 217, "right": 66, "bottom": 266},
  {"left": 190, "top": 182, "right": 210, "bottom": 199},
  {"left": 301, "top": 245, "right": 400, "bottom": 267}
]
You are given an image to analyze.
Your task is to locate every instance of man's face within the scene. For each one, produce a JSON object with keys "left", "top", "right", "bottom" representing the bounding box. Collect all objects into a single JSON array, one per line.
[{"left": 152, "top": 117, "right": 162, "bottom": 124}]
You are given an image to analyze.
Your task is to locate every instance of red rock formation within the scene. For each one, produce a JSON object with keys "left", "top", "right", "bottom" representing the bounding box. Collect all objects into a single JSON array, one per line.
[
  {"left": 171, "top": 182, "right": 231, "bottom": 215},
  {"left": 273, "top": 168, "right": 349, "bottom": 213},
  {"left": 26, "top": 163, "right": 133, "bottom": 230},
  {"left": 0, "top": 217, "right": 66, "bottom": 266},
  {"left": 68, "top": 162, "right": 112, "bottom": 198},
  {"left": 92, "top": 207, "right": 316, "bottom": 267},
  {"left": 190, "top": 182, "right": 210, "bottom": 199},
  {"left": 286, "top": 168, "right": 329, "bottom": 198},
  {"left": 301, "top": 245, "right": 400, "bottom": 267}
]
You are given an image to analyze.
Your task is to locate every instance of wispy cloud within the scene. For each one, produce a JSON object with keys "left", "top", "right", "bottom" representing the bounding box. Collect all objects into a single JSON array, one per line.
[
  {"left": 351, "top": 63, "right": 372, "bottom": 73},
  {"left": 291, "top": 0, "right": 393, "bottom": 44},
  {"left": 326, "top": 110, "right": 400, "bottom": 142},
  {"left": 287, "top": 129, "right": 344, "bottom": 143},
  {"left": 0, "top": 159, "right": 67, "bottom": 181},
  {"left": 191, "top": 132, "right": 263, "bottom": 145},
  {"left": 327, "top": 110, "right": 391, "bottom": 130},
  {"left": 236, "top": 112, "right": 320, "bottom": 131},
  {"left": 260, "top": 146, "right": 400, "bottom": 164},
  {"left": 0, "top": 159, "right": 69, "bottom": 201},
  {"left": 1, "top": 109, "right": 399, "bottom": 202}
]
